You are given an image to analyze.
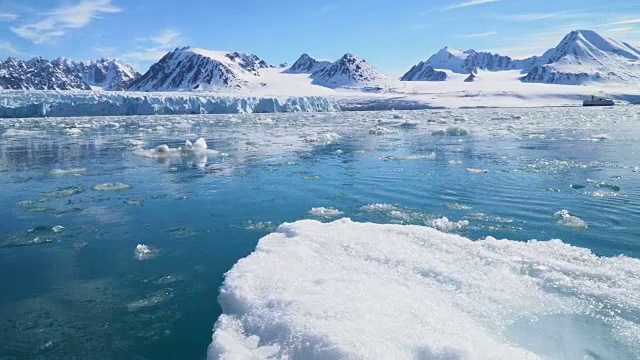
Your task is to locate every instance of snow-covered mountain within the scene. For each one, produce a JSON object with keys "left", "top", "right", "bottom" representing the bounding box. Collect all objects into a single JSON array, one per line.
[
  {"left": 310, "top": 53, "right": 388, "bottom": 88},
  {"left": 402, "top": 47, "right": 533, "bottom": 80},
  {"left": 285, "top": 54, "right": 331, "bottom": 74},
  {"left": 0, "top": 57, "right": 90, "bottom": 90},
  {"left": 75, "top": 58, "right": 140, "bottom": 90},
  {"left": 521, "top": 30, "right": 640, "bottom": 84},
  {"left": 400, "top": 61, "right": 447, "bottom": 81},
  {"left": 0, "top": 57, "right": 139, "bottom": 91},
  {"left": 128, "top": 47, "right": 271, "bottom": 91}
]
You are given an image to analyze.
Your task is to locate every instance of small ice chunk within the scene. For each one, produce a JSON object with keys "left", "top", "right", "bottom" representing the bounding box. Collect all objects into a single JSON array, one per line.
[
  {"left": 309, "top": 207, "right": 344, "bottom": 218},
  {"left": 369, "top": 126, "right": 398, "bottom": 135},
  {"left": 49, "top": 168, "right": 87, "bottom": 176},
  {"left": 52, "top": 225, "right": 65, "bottom": 233},
  {"left": 466, "top": 168, "right": 488, "bottom": 174},
  {"left": 360, "top": 203, "right": 399, "bottom": 212},
  {"left": 64, "top": 128, "right": 82, "bottom": 136},
  {"left": 432, "top": 129, "right": 446, "bottom": 136},
  {"left": 554, "top": 210, "right": 588, "bottom": 230},
  {"left": 596, "top": 183, "right": 620, "bottom": 192},
  {"left": 92, "top": 182, "right": 130, "bottom": 191},
  {"left": 430, "top": 217, "right": 469, "bottom": 232},
  {"left": 381, "top": 153, "right": 436, "bottom": 161},
  {"left": 134, "top": 244, "right": 158, "bottom": 260},
  {"left": 304, "top": 132, "right": 341, "bottom": 145},
  {"left": 194, "top": 137, "right": 208, "bottom": 151},
  {"left": 445, "top": 126, "right": 469, "bottom": 136},
  {"left": 155, "top": 144, "right": 171, "bottom": 154}
]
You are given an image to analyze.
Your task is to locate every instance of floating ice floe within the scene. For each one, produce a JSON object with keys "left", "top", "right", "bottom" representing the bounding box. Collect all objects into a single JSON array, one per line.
[
  {"left": 92, "top": 182, "right": 131, "bottom": 191},
  {"left": 308, "top": 207, "right": 344, "bottom": 218},
  {"left": 303, "top": 132, "right": 341, "bottom": 145},
  {"left": 430, "top": 217, "right": 469, "bottom": 232},
  {"left": 134, "top": 244, "right": 158, "bottom": 260},
  {"left": 360, "top": 203, "right": 399, "bottom": 212},
  {"left": 127, "top": 289, "right": 174, "bottom": 312},
  {"left": 134, "top": 137, "right": 219, "bottom": 159},
  {"left": 381, "top": 153, "right": 436, "bottom": 161},
  {"left": 369, "top": 126, "right": 398, "bottom": 135},
  {"left": 210, "top": 219, "right": 640, "bottom": 359},
  {"left": 2, "top": 129, "right": 46, "bottom": 137},
  {"left": 554, "top": 210, "right": 588, "bottom": 230},
  {"left": 41, "top": 185, "right": 85, "bottom": 198},
  {"left": 63, "top": 128, "right": 82, "bottom": 136},
  {"left": 432, "top": 126, "right": 469, "bottom": 136},
  {"left": 0, "top": 225, "right": 64, "bottom": 248},
  {"left": 466, "top": 168, "right": 489, "bottom": 174},
  {"left": 48, "top": 168, "right": 87, "bottom": 176}
]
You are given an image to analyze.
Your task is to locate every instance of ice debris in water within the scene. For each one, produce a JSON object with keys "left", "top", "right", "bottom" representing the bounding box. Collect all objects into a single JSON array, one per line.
[
  {"left": 596, "top": 183, "right": 620, "bottom": 192},
  {"left": 309, "top": 207, "right": 344, "bottom": 218},
  {"left": 41, "top": 185, "right": 85, "bottom": 198},
  {"left": 430, "top": 217, "right": 469, "bottom": 232},
  {"left": 432, "top": 126, "right": 469, "bottom": 136},
  {"left": 210, "top": 219, "right": 640, "bottom": 359},
  {"left": 92, "top": 182, "right": 130, "bottom": 191},
  {"left": 134, "top": 137, "right": 218, "bottom": 158},
  {"left": 0, "top": 225, "right": 63, "bottom": 248},
  {"left": 369, "top": 126, "right": 399, "bottom": 135},
  {"left": 303, "top": 132, "right": 341, "bottom": 145},
  {"left": 182, "top": 137, "right": 208, "bottom": 152},
  {"left": 360, "top": 203, "right": 399, "bottom": 212},
  {"left": 48, "top": 168, "right": 87, "bottom": 176},
  {"left": 381, "top": 153, "right": 436, "bottom": 161},
  {"left": 466, "top": 168, "right": 488, "bottom": 174},
  {"left": 127, "top": 289, "right": 174, "bottom": 312},
  {"left": 554, "top": 210, "right": 588, "bottom": 230},
  {"left": 242, "top": 220, "right": 277, "bottom": 232},
  {"left": 134, "top": 244, "right": 158, "bottom": 260},
  {"left": 590, "top": 134, "right": 611, "bottom": 141}
]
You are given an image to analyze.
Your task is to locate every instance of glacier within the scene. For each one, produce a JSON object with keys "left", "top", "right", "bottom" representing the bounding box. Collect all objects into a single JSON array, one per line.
[
  {"left": 0, "top": 90, "right": 339, "bottom": 118},
  {"left": 209, "top": 218, "right": 640, "bottom": 360}
]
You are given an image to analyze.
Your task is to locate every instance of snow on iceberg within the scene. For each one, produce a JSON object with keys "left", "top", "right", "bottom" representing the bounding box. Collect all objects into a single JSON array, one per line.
[
  {"left": 0, "top": 90, "right": 340, "bottom": 118},
  {"left": 209, "top": 219, "right": 640, "bottom": 359}
]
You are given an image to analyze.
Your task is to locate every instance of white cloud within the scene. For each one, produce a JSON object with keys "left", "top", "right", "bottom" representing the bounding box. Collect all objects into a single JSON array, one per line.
[
  {"left": 152, "top": 29, "right": 180, "bottom": 47},
  {"left": 0, "top": 13, "right": 19, "bottom": 22},
  {"left": 445, "top": 0, "right": 503, "bottom": 10},
  {"left": 608, "top": 18, "right": 640, "bottom": 25},
  {"left": 606, "top": 27, "right": 634, "bottom": 33},
  {"left": 492, "top": 11, "right": 593, "bottom": 22},
  {"left": 10, "top": 0, "right": 121, "bottom": 44},
  {"left": 458, "top": 31, "right": 498, "bottom": 38},
  {"left": 0, "top": 41, "right": 20, "bottom": 56},
  {"left": 123, "top": 29, "right": 183, "bottom": 65}
]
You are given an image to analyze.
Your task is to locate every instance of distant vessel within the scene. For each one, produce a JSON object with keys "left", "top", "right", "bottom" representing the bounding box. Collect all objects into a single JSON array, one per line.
[{"left": 583, "top": 96, "right": 614, "bottom": 107}]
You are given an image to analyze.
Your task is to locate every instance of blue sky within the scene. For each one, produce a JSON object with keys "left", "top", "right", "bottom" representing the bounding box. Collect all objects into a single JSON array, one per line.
[{"left": 0, "top": 0, "right": 639, "bottom": 76}]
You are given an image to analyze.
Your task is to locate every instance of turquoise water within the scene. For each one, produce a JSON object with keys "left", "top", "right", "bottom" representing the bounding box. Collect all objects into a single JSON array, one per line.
[{"left": 0, "top": 108, "right": 639, "bottom": 359}]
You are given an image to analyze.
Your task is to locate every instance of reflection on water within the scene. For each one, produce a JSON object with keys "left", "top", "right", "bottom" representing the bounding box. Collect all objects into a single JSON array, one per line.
[{"left": 0, "top": 107, "right": 639, "bottom": 359}]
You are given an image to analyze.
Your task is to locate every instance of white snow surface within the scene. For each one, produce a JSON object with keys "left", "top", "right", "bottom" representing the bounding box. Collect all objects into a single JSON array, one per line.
[{"left": 210, "top": 219, "right": 640, "bottom": 359}]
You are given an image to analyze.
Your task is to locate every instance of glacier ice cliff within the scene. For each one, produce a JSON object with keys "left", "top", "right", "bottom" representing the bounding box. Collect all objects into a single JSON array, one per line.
[{"left": 0, "top": 91, "right": 339, "bottom": 118}]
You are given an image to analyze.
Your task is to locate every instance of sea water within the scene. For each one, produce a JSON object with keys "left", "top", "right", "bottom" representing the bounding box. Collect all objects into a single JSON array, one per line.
[{"left": 0, "top": 107, "right": 639, "bottom": 359}]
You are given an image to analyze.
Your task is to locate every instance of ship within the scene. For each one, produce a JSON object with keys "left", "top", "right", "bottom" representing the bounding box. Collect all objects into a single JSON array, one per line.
[{"left": 583, "top": 96, "right": 614, "bottom": 107}]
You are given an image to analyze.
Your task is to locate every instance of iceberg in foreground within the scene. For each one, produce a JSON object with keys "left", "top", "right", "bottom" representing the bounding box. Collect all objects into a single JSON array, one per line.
[
  {"left": 0, "top": 90, "right": 339, "bottom": 118},
  {"left": 209, "top": 219, "right": 640, "bottom": 359}
]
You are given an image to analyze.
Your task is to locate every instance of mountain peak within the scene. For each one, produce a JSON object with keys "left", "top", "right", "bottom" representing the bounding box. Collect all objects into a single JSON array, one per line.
[
  {"left": 311, "top": 53, "right": 387, "bottom": 88},
  {"left": 286, "top": 53, "right": 331, "bottom": 74},
  {"left": 522, "top": 29, "right": 640, "bottom": 84}
]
